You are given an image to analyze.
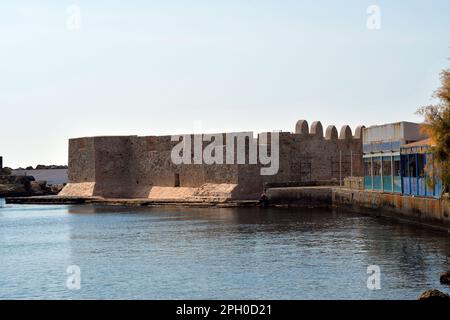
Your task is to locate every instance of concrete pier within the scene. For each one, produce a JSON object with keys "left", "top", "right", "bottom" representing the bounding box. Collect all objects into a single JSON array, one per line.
[
  {"left": 266, "top": 187, "right": 332, "bottom": 207},
  {"left": 332, "top": 188, "right": 450, "bottom": 230},
  {"left": 266, "top": 186, "right": 450, "bottom": 231}
]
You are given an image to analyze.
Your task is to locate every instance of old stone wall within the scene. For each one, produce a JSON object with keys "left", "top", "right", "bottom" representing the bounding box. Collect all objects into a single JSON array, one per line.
[
  {"left": 93, "top": 136, "right": 134, "bottom": 198},
  {"left": 68, "top": 137, "right": 96, "bottom": 183},
  {"left": 63, "top": 120, "right": 363, "bottom": 200}
]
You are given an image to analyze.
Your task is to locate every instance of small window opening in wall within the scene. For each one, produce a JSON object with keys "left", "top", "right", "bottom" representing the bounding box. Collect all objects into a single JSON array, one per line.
[{"left": 174, "top": 173, "right": 180, "bottom": 187}]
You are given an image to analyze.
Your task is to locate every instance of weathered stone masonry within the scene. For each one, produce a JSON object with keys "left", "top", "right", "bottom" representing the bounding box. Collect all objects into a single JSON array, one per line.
[{"left": 60, "top": 120, "right": 364, "bottom": 200}]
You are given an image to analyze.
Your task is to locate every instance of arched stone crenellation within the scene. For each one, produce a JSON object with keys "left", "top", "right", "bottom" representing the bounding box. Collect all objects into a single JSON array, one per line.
[
  {"left": 354, "top": 125, "right": 365, "bottom": 139},
  {"left": 339, "top": 125, "right": 353, "bottom": 140},
  {"left": 325, "top": 125, "right": 338, "bottom": 140},
  {"left": 295, "top": 120, "right": 309, "bottom": 134},
  {"left": 310, "top": 121, "right": 323, "bottom": 138}
]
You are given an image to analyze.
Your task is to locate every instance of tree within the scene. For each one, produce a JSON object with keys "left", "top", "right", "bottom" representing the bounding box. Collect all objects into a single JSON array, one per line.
[{"left": 417, "top": 64, "right": 450, "bottom": 196}]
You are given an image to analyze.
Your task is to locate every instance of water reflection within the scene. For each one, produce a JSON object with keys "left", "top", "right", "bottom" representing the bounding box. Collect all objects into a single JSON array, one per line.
[
  {"left": 354, "top": 216, "right": 450, "bottom": 288},
  {"left": 1, "top": 204, "right": 449, "bottom": 299},
  {"left": 58, "top": 205, "right": 450, "bottom": 299}
]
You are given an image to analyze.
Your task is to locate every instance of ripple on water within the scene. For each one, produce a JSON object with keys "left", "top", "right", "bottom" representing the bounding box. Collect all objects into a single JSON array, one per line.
[{"left": 0, "top": 204, "right": 449, "bottom": 299}]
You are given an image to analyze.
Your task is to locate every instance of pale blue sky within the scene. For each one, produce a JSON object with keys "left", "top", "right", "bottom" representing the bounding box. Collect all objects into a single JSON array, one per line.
[{"left": 0, "top": 0, "right": 449, "bottom": 167}]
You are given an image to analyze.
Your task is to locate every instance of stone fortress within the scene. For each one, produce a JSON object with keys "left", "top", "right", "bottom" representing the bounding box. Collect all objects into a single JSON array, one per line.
[{"left": 60, "top": 120, "right": 364, "bottom": 201}]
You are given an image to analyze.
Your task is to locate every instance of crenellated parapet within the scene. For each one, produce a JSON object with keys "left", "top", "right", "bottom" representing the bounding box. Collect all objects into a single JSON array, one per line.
[{"left": 294, "top": 120, "right": 364, "bottom": 141}]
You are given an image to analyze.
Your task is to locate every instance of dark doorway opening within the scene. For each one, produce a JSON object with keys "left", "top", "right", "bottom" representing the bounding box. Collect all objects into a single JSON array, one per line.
[{"left": 174, "top": 173, "right": 180, "bottom": 187}]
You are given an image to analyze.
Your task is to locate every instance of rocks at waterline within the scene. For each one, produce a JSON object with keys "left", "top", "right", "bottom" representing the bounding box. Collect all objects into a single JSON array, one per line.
[
  {"left": 417, "top": 271, "right": 450, "bottom": 299},
  {"left": 440, "top": 270, "right": 450, "bottom": 285},
  {"left": 418, "top": 289, "right": 450, "bottom": 301},
  {"left": 0, "top": 167, "right": 12, "bottom": 175},
  {"left": 0, "top": 182, "right": 28, "bottom": 196},
  {"left": 30, "top": 180, "right": 48, "bottom": 196},
  {"left": 0, "top": 175, "right": 64, "bottom": 197},
  {"left": 29, "top": 181, "right": 64, "bottom": 196},
  {"left": 0, "top": 175, "right": 34, "bottom": 196},
  {"left": 50, "top": 184, "right": 65, "bottom": 194}
]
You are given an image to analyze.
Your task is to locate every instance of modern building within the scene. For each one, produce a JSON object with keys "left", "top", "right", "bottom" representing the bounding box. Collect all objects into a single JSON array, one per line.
[
  {"left": 400, "top": 138, "right": 443, "bottom": 197},
  {"left": 363, "top": 121, "right": 443, "bottom": 198},
  {"left": 362, "top": 122, "right": 425, "bottom": 193}
]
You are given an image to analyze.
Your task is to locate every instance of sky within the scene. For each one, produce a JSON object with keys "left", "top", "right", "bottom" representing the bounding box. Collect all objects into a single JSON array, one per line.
[{"left": 0, "top": 0, "right": 449, "bottom": 168}]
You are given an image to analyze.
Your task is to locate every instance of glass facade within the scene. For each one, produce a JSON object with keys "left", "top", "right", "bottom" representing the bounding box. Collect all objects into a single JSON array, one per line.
[
  {"left": 363, "top": 154, "right": 404, "bottom": 194},
  {"left": 382, "top": 156, "right": 392, "bottom": 192},
  {"left": 372, "top": 157, "right": 382, "bottom": 190},
  {"left": 393, "top": 155, "right": 401, "bottom": 193},
  {"left": 364, "top": 158, "right": 372, "bottom": 190},
  {"left": 401, "top": 155, "right": 409, "bottom": 194},
  {"left": 418, "top": 154, "right": 426, "bottom": 195},
  {"left": 401, "top": 153, "right": 441, "bottom": 198},
  {"left": 362, "top": 125, "right": 442, "bottom": 198}
]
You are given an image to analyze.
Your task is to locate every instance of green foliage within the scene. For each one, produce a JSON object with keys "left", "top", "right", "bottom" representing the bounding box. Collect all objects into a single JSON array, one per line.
[{"left": 417, "top": 66, "right": 450, "bottom": 196}]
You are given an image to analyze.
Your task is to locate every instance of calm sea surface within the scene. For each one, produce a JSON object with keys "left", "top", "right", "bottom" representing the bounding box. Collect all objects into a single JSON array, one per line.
[{"left": 0, "top": 201, "right": 449, "bottom": 299}]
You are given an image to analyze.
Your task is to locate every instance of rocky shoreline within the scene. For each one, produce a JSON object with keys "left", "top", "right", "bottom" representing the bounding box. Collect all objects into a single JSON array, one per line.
[
  {"left": 418, "top": 268, "right": 450, "bottom": 301},
  {"left": 0, "top": 174, "right": 64, "bottom": 197}
]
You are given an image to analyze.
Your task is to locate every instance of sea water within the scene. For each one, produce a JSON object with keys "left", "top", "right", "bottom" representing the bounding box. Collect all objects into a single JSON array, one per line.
[{"left": 0, "top": 204, "right": 449, "bottom": 299}]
